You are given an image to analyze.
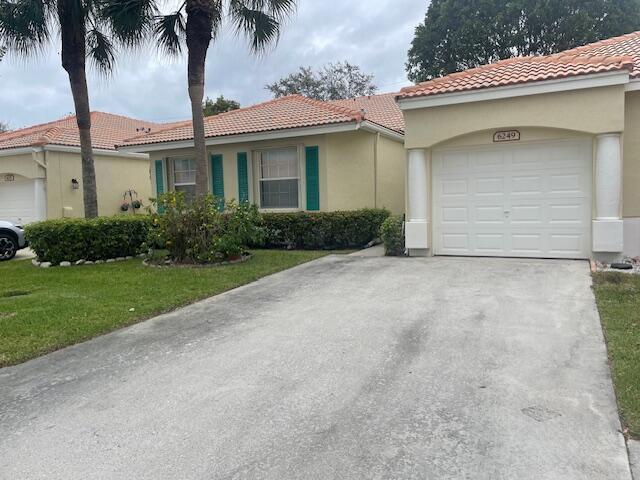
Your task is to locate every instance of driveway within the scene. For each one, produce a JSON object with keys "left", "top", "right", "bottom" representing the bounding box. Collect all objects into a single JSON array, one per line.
[{"left": 0, "top": 256, "right": 631, "bottom": 479}]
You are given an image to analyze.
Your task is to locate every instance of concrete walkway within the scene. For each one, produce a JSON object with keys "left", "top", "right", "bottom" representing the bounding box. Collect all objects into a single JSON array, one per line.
[{"left": 0, "top": 255, "right": 631, "bottom": 479}]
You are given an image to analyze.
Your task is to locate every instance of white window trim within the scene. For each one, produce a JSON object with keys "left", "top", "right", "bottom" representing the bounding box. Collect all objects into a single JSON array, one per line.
[
  {"left": 252, "top": 145, "right": 306, "bottom": 212},
  {"left": 167, "top": 155, "right": 196, "bottom": 191}
]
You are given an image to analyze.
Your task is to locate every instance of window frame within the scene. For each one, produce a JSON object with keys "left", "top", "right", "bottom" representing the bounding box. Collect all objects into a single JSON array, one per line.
[
  {"left": 167, "top": 156, "right": 197, "bottom": 200},
  {"left": 252, "top": 145, "right": 306, "bottom": 212}
]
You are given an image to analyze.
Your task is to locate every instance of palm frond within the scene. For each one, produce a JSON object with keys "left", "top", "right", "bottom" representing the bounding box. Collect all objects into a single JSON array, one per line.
[
  {"left": 229, "top": 0, "right": 295, "bottom": 53},
  {"left": 87, "top": 25, "right": 115, "bottom": 73},
  {"left": 154, "top": 11, "right": 185, "bottom": 55},
  {"left": 98, "top": 0, "right": 156, "bottom": 46},
  {"left": 0, "top": 0, "right": 52, "bottom": 55}
]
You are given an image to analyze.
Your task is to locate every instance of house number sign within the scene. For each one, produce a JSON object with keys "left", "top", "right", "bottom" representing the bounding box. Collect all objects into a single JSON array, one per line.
[
  {"left": 493, "top": 130, "right": 520, "bottom": 142},
  {"left": 3, "top": 174, "right": 14, "bottom": 182}
]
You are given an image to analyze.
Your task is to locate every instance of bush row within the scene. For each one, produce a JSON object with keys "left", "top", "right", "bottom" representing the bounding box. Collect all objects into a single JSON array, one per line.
[
  {"left": 25, "top": 208, "right": 392, "bottom": 263},
  {"left": 259, "top": 209, "right": 390, "bottom": 249},
  {"left": 25, "top": 216, "right": 150, "bottom": 264}
]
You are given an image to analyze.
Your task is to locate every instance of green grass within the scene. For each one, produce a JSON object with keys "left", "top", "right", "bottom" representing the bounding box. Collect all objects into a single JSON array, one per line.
[
  {"left": 592, "top": 272, "right": 640, "bottom": 439},
  {"left": 0, "top": 250, "right": 327, "bottom": 367}
]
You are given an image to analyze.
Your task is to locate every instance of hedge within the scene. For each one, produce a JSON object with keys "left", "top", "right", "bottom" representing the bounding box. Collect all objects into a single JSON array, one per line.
[
  {"left": 25, "top": 216, "right": 151, "bottom": 264},
  {"left": 380, "top": 215, "right": 405, "bottom": 256},
  {"left": 258, "top": 209, "right": 390, "bottom": 249}
]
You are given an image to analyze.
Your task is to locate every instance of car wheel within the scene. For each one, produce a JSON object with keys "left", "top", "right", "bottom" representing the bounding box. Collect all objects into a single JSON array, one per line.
[{"left": 0, "top": 234, "right": 18, "bottom": 261}]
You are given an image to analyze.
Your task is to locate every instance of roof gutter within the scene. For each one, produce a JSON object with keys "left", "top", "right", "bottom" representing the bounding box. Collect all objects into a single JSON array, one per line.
[{"left": 397, "top": 70, "right": 631, "bottom": 110}]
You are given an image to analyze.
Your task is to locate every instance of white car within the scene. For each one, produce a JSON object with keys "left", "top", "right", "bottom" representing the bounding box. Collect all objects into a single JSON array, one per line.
[{"left": 0, "top": 220, "right": 28, "bottom": 261}]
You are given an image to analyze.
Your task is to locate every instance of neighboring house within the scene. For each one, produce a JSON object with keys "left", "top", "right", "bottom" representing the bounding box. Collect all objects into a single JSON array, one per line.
[
  {"left": 0, "top": 112, "right": 170, "bottom": 224},
  {"left": 118, "top": 94, "right": 406, "bottom": 214},
  {"left": 398, "top": 31, "right": 640, "bottom": 260}
]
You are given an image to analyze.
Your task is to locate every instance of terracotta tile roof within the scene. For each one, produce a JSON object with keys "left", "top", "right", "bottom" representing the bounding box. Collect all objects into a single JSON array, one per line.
[
  {"left": 328, "top": 93, "right": 404, "bottom": 133},
  {"left": 398, "top": 31, "right": 640, "bottom": 100},
  {"left": 0, "top": 112, "right": 174, "bottom": 151},
  {"left": 121, "top": 93, "right": 403, "bottom": 147}
]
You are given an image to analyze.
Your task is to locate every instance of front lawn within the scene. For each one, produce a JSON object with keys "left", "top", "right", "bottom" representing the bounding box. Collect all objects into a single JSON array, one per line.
[
  {"left": 0, "top": 250, "right": 327, "bottom": 367},
  {"left": 593, "top": 272, "right": 640, "bottom": 439}
]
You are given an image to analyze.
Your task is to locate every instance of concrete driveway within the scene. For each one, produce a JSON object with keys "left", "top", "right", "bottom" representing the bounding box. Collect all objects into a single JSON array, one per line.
[{"left": 0, "top": 256, "right": 631, "bottom": 479}]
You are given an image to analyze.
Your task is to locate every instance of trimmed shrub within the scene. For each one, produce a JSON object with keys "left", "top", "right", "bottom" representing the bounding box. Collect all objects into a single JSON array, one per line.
[
  {"left": 148, "top": 192, "right": 263, "bottom": 264},
  {"left": 258, "top": 209, "right": 390, "bottom": 249},
  {"left": 25, "top": 216, "right": 151, "bottom": 264},
  {"left": 380, "top": 215, "right": 405, "bottom": 256}
]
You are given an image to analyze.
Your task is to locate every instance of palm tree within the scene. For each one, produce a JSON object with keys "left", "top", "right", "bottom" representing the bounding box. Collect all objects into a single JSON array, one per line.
[
  {"left": 0, "top": 0, "right": 115, "bottom": 217},
  {"left": 104, "top": 0, "right": 297, "bottom": 196}
]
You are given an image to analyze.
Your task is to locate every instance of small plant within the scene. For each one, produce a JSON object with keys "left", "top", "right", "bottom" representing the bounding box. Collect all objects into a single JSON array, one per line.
[
  {"left": 380, "top": 215, "right": 405, "bottom": 256},
  {"left": 148, "top": 192, "right": 263, "bottom": 264}
]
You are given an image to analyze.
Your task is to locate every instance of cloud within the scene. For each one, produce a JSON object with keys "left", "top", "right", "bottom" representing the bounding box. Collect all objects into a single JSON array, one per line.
[{"left": 0, "top": 0, "right": 427, "bottom": 128}]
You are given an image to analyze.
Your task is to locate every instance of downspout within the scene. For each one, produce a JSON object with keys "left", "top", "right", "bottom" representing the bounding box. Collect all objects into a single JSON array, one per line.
[{"left": 374, "top": 132, "right": 379, "bottom": 208}]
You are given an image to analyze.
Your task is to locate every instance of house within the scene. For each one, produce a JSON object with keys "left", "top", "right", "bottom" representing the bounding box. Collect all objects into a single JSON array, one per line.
[
  {"left": 118, "top": 94, "right": 406, "bottom": 214},
  {"left": 397, "top": 31, "right": 640, "bottom": 260},
  {"left": 0, "top": 112, "right": 170, "bottom": 223}
]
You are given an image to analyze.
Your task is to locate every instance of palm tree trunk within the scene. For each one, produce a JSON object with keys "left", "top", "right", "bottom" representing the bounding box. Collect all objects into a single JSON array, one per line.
[
  {"left": 59, "top": 3, "right": 98, "bottom": 218},
  {"left": 186, "top": 0, "right": 213, "bottom": 197}
]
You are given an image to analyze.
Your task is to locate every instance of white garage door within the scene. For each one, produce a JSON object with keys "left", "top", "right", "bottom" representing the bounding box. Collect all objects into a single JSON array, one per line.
[
  {"left": 432, "top": 139, "right": 592, "bottom": 259},
  {"left": 0, "top": 176, "right": 38, "bottom": 224}
]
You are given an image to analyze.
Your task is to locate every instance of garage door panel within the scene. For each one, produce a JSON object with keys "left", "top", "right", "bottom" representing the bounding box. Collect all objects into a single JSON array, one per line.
[
  {"left": 0, "top": 177, "right": 38, "bottom": 224},
  {"left": 433, "top": 139, "right": 592, "bottom": 259}
]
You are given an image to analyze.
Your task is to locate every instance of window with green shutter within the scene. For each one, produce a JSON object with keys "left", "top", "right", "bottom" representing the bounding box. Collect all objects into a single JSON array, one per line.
[
  {"left": 237, "top": 152, "right": 249, "bottom": 203},
  {"left": 305, "top": 146, "right": 319, "bottom": 211},
  {"left": 210, "top": 154, "right": 224, "bottom": 210}
]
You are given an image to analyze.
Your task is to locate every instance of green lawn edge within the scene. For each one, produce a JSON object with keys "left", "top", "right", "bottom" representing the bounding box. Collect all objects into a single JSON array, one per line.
[{"left": 592, "top": 272, "right": 640, "bottom": 440}]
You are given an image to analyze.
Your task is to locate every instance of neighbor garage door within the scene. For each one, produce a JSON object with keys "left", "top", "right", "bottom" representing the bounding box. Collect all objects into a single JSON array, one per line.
[
  {"left": 432, "top": 139, "right": 592, "bottom": 259},
  {"left": 0, "top": 175, "right": 38, "bottom": 224}
]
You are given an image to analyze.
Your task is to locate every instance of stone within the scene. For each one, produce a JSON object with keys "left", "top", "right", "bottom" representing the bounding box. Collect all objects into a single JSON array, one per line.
[
  {"left": 84, "top": 261, "right": 94, "bottom": 265},
  {"left": 138, "top": 253, "right": 147, "bottom": 258},
  {"left": 75, "top": 259, "right": 85, "bottom": 266},
  {"left": 31, "top": 259, "right": 40, "bottom": 267},
  {"left": 116, "top": 257, "right": 125, "bottom": 261},
  {"left": 125, "top": 256, "right": 133, "bottom": 260},
  {"left": 59, "top": 261, "right": 71, "bottom": 267},
  {"left": 106, "top": 259, "right": 116, "bottom": 263},
  {"left": 94, "top": 260, "right": 104, "bottom": 264},
  {"left": 40, "top": 262, "right": 51, "bottom": 268}
]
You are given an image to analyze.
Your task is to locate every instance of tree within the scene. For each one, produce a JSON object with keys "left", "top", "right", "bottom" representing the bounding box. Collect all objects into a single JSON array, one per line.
[
  {"left": 0, "top": 121, "right": 8, "bottom": 133},
  {"left": 105, "top": 0, "right": 297, "bottom": 197},
  {"left": 203, "top": 95, "right": 240, "bottom": 117},
  {"left": 0, "top": 0, "right": 116, "bottom": 217},
  {"left": 406, "top": 0, "right": 640, "bottom": 82},
  {"left": 266, "top": 61, "right": 377, "bottom": 100}
]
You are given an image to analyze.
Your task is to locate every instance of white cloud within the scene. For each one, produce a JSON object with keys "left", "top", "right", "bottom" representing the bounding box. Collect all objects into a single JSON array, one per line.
[{"left": 0, "top": 0, "right": 427, "bottom": 128}]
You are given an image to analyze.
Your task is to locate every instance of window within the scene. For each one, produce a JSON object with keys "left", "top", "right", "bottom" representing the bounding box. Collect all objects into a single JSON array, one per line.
[
  {"left": 172, "top": 158, "right": 196, "bottom": 202},
  {"left": 258, "top": 147, "right": 299, "bottom": 209}
]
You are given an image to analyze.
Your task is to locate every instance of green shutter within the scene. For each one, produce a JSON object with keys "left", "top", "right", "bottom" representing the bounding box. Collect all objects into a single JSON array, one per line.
[
  {"left": 305, "top": 146, "right": 320, "bottom": 211},
  {"left": 154, "top": 159, "right": 165, "bottom": 213},
  {"left": 210, "top": 154, "right": 224, "bottom": 211},
  {"left": 237, "top": 152, "right": 249, "bottom": 203}
]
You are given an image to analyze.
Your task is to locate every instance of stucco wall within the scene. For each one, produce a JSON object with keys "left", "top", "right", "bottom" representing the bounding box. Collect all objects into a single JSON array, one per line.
[
  {"left": 403, "top": 85, "right": 626, "bottom": 150},
  {"left": 0, "top": 152, "right": 45, "bottom": 179},
  {"left": 624, "top": 91, "right": 640, "bottom": 217},
  {"left": 376, "top": 134, "right": 406, "bottom": 214},
  {"left": 148, "top": 130, "right": 406, "bottom": 213},
  {"left": 44, "top": 150, "right": 151, "bottom": 218},
  {"left": 324, "top": 131, "right": 376, "bottom": 211}
]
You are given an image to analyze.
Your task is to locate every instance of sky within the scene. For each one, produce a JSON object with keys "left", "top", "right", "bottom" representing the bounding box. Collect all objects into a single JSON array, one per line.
[{"left": 0, "top": 1, "right": 427, "bottom": 129}]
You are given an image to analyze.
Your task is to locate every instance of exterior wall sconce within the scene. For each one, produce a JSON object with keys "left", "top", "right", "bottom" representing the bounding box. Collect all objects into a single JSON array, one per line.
[{"left": 71, "top": 178, "right": 80, "bottom": 190}]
